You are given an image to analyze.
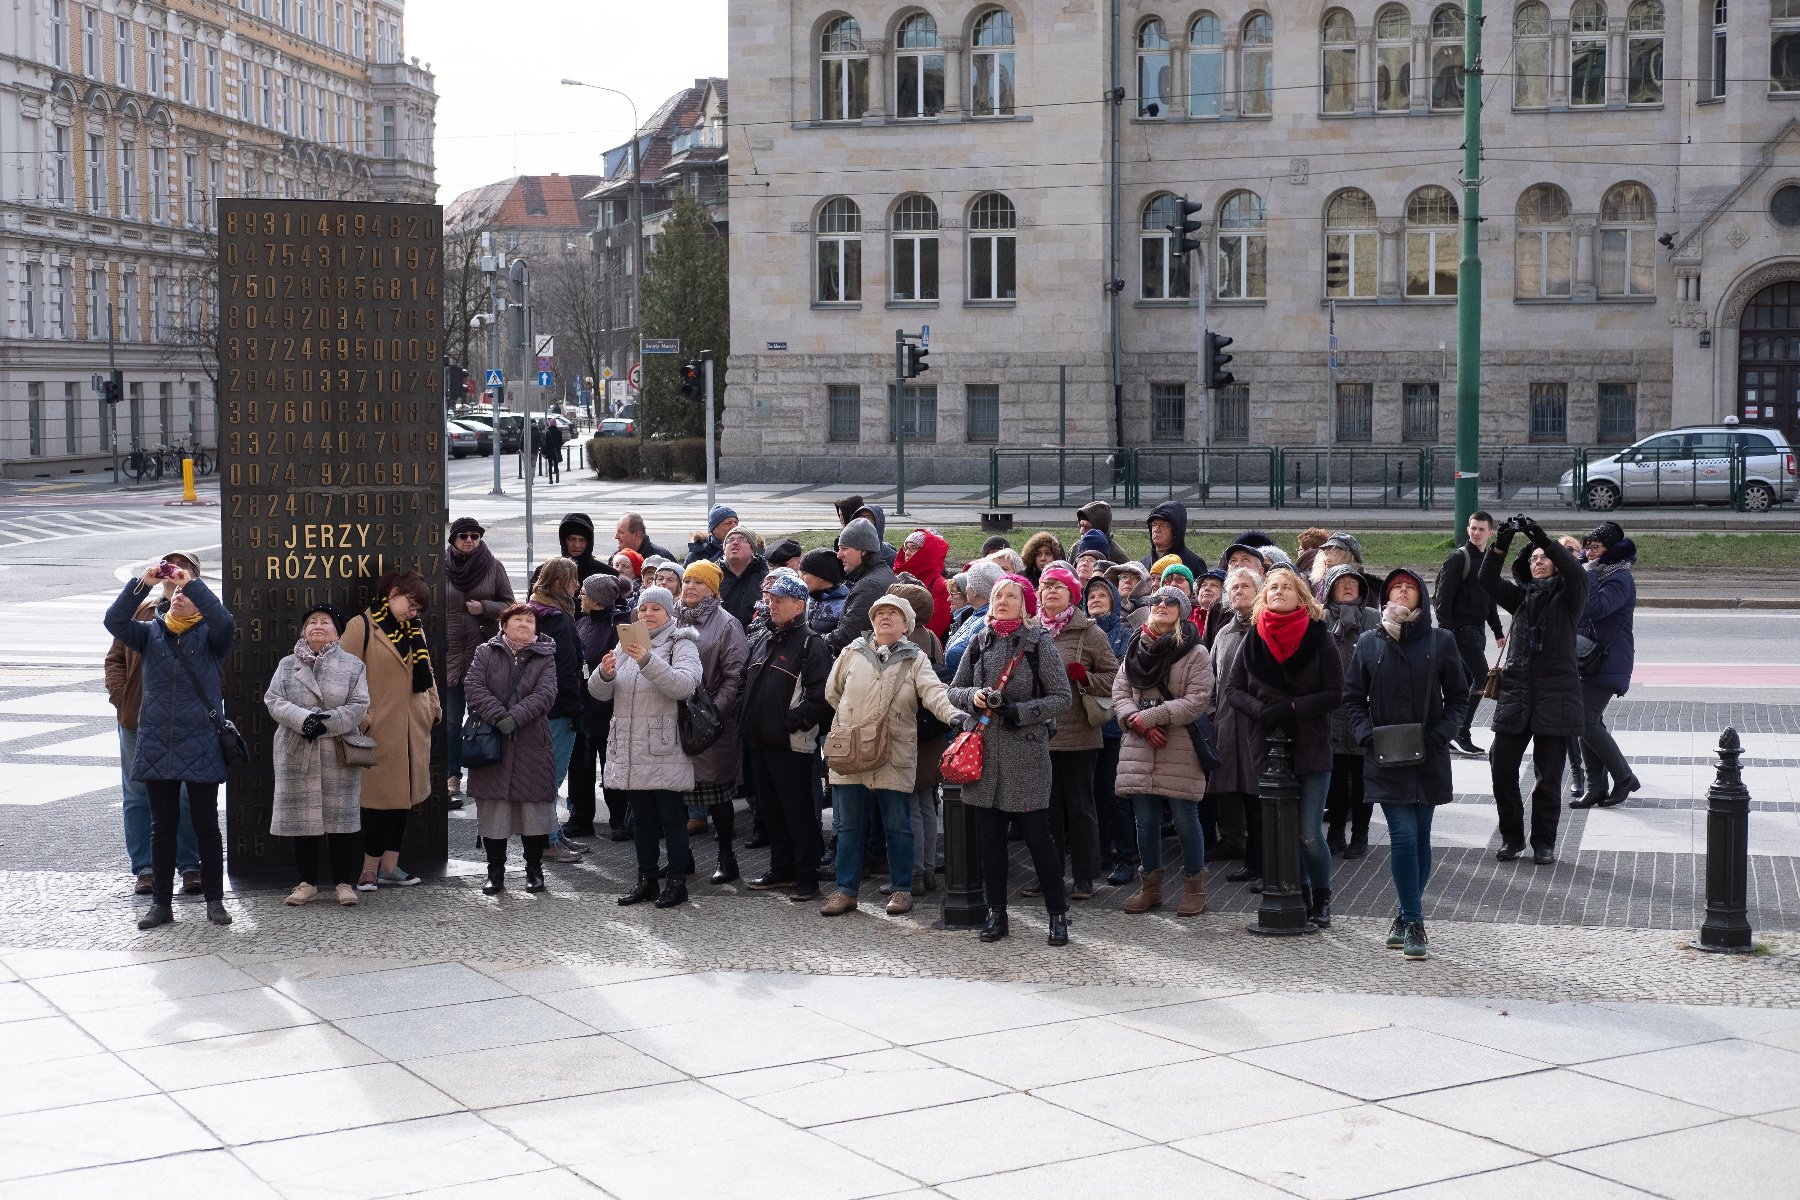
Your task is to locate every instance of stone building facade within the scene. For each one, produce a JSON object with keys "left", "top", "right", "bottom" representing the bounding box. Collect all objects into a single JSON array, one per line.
[
  {"left": 724, "top": 0, "right": 1800, "bottom": 483},
  {"left": 0, "top": 0, "right": 436, "bottom": 478}
]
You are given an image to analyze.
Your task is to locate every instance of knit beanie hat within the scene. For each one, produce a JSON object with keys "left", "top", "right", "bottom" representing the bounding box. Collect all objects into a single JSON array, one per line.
[
  {"left": 1073, "top": 528, "right": 1111, "bottom": 560},
  {"left": 964, "top": 559, "right": 1006, "bottom": 603},
  {"left": 1039, "top": 565, "right": 1080, "bottom": 602},
  {"left": 799, "top": 547, "right": 846, "bottom": 585},
  {"left": 448, "top": 517, "right": 485, "bottom": 542},
  {"left": 707, "top": 504, "right": 738, "bottom": 532},
  {"left": 1150, "top": 553, "right": 1184, "bottom": 580},
  {"left": 838, "top": 517, "right": 882, "bottom": 556},
  {"left": 1261, "top": 546, "right": 1294, "bottom": 569},
  {"left": 582, "top": 574, "right": 627, "bottom": 609},
  {"left": 765, "top": 538, "right": 804, "bottom": 568},
  {"left": 637, "top": 586, "right": 677, "bottom": 617},
  {"left": 766, "top": 570, "right": 810, "bottom": 601},
  {"left": 1160, "top": 563, "right": 1196, "bottom": 588},
  {"left": 1149, "top": 585, "right": 1194, "bottom": 621},
  {"left": 979, "top": 534, "right": 1011, "bottom": 556},
  {"left": 614, "top": 547, "right": 644, "bottom": 576},
  {"left": 683, "top": 559, "right": 723, "bottom": 595},
  {"left": 725, "top": 527, "right": 757, "bottom": 549},
  {"left": 1585, "top": 521, "right": 1625, "bottom": 549},
  {"left": 868, "top": 594, "right": 916, "bottom": 633},
  {"left": 1003, "top": 573, "right": 1039, "bottom": 617},
  {"left": 299, "top": 603, "right": 348, "bottom": 635}
]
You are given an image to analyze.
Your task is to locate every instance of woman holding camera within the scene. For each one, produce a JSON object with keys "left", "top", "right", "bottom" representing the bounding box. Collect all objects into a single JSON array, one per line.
[
  {"left": 105, "top": 561, "right": 236, "bottom": 930},
  {"left": 1479, "top": 515, "right": 1588, "bottom": 865}
]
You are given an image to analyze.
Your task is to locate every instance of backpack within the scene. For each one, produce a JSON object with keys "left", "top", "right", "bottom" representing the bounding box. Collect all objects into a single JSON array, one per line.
[{"left": 1431, "top": 544, "right": 1474, "bottom": 621}]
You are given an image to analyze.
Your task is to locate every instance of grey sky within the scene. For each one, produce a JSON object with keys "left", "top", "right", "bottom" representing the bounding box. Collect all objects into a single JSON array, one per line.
[{"left": 407, "top": 1, "right": 729, "bottom": 207}]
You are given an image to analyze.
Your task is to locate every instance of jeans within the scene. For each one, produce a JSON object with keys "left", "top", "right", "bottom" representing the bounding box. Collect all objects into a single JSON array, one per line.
[
  {"left": 120, "top": 725, "right": 198, "bottom": 874},
  {"left": 1490, "top": 730, "right": 1568, "bottom": 852},
  {"left": 1297, "top": 770, "right": 1333, "bottom": 890},
  {"left": 975, "top": 806, "right": 1065, "bottom": 915},
  {"left": 146, "top": 779, "right": 222, "bottom": 905},
  {"left": 832, "top": 785, "right": 914, "bottom": 896},
  {"left": 444, "top": 685, "right": 466, "bottom": 778},
  {"left": 1132, "top": 793, "right": 1205, "bottom": 876},
  {"left": 1450, "top": 624, "right": 1490, "bottom": 741},
  {"left": 745, "top": 746, "right": 820, "bottom": 884},
  {"left": 910, "top": 787, "right": 940, "bottom": 876},
  {"left": 548, "top": 716, "right": 578, "bottom": 845},
  {"left": 1326, "top": 752, "right": 1371, "bottom": 844},
  {"left": 622, "top": 789, "right": 687, "bottom": 876},
  {"left": 1579, "top": 681, "right": 1633, "bottom": 793},
  {"left": 1048, "top": 748, "right": 1101, "bottom": 886},
  {"left": 1382, "top": 802, "right": 1436, "bottom": 923}
]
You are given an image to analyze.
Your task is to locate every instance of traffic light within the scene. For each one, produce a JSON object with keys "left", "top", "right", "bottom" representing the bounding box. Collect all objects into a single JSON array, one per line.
[
  {"left": 1205, "top": 331, "right": 1235, "bottom": 389},
  {"left": 678, "top": 359, "right": 703, "bottom": 400},
  {"left": 1171, "top": 196, "right": 1204, "bottom": 257},
  {"left": 103, "top": 369, "right": 124, "bottom": 405},
  {"left": 904, "top": 342, "right": 929, "bottom": 379},
  {"left": 444, "top": 363, "right": 468, "bottom": 404}
]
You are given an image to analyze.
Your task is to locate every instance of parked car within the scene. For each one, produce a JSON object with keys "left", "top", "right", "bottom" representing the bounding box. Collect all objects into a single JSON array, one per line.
[
  {"left": 1559, "top": 425, "right": 1798, "bottom": 512},
  {"left": 470, "top": 413, "right": 526, "bottom": 453},
  {"left": 446, "top": 422, "right": 481, "bottom": 459},
  {"left": 599, "top": 417, "right": 636, "bottom": 438},
  {"left": 448, "top": 419, "right": 493, "bottom": 456}
]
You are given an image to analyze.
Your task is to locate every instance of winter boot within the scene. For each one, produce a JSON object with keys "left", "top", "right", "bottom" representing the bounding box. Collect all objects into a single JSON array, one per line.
[
  {"left": 1047, "top": 912, "right": 1069, "bottom": 946},
  {"left": 1176, "top": 872, "right": 1207, "bottom": 917},
  {"left": 710, "top": 851, "right": 740, "bottom": 885},
  {"left": 482, "top": 838, "right": 507, "bottom": 895},
  {"left": 1124, "top": 868, "right": 1164, "bottom": 914},
  {"left": 1308, "top": 886, "right": 1334, "bottom": 928},
  {"left": 654, "top": 876, "right": 688, "bottom": 908},
  {"left": 618, "top": 872, "right": 657, "bottom": 906},
  {"left": 978, "top": 909, "right": 1010, "bottom": 942},
  {"left": 522, "top": 835, "right": 548, "bottom": 893}
]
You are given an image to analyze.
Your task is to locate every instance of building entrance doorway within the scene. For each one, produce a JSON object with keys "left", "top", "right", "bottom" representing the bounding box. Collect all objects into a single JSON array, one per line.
[{"left": 1738, "top": 280, "right": 1800, "bottom": 442}]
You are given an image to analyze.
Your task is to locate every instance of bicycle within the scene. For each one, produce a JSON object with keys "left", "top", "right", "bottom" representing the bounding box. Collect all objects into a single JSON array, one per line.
[
  {"left": 170, "top": 437, "right": 214, "bottom": 477},
  {"left": 122, "top": 446, "right": 162, "bottom": 483}
]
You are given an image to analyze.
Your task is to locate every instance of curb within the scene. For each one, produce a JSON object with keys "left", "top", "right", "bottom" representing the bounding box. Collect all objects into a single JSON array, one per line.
[{"left": 1638, "top": 597, "right": 1800, "bottom": 610}]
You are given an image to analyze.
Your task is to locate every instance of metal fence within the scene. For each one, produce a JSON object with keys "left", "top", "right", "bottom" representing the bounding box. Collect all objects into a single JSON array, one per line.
[
  {"left": 1133, "top": 447, "right": 1280, "bottom": 509},
  {"left": 985, "top": 449, "right": 1131, "bottom": 510}
]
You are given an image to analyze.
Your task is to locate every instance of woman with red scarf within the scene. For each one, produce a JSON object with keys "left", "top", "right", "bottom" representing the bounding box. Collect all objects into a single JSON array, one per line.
[{"left": 1222, "top": 565, "right": 1344, "bottom": 928}]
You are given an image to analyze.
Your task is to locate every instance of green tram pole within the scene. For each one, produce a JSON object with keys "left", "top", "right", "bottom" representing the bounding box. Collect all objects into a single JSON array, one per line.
[{"left": 1454, "top": 0, "right": 1484, "bottom": 535}]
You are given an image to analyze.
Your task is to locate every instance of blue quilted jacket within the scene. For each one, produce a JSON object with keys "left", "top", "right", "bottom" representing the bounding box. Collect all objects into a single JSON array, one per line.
[{"left": 104, "top": 578, "right": 236, "bottom": 783}]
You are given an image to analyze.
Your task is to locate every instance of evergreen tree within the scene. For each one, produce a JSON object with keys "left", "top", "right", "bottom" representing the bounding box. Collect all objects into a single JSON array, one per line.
[{"left": 639, "top": 192, "right": 728, "bottom": 439}]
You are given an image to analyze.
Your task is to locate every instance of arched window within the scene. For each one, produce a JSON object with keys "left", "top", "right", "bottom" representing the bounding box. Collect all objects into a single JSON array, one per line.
[
  {"left": 1571, "top": 0, "right": 1607, "bottom": 107},
  {"left": 1321, "top": 9, "right": 1357, "bottom": 114},
  {"left": 1431, "top": 6, "right": 1465, "bottom": 110},
  {"left": 1240, "top": 13, "right": 1273, "bottom": 116},
  {"left": 1140, "top": 193, "right": 1191, "bottom": 300},
  {"left": 1376, "top": 4, "right": 1412, "bottom": 111},
  {"left": 1325, "top": 189, "right": 1377, "bottom": 299},
  {"left": 1514, "top": 2, "right": 1550, "bottom": 108},
  {"left": 1189, "top": 13, "right": 1223, "bottom": 117},
  {"left": 1216, "top": 190, "right": 1266, "bottom": 299},
  {"left": 1600, "top": 182, "right": 1655, "bottom": 297},
  {"left": 895, "top": 13, "right": 944, "bottom": 119},
  {"left": 891, "top": 194, "right": 939, "bottom": 301},
  {"left": 816, "top": 197, "right": 861, "bottom": 303},
  {"left": 1711, "top": 0, "right": 1727, "bottom": 99},
  {"left": 1627, "top": 1, "right": 1664, "bottom": 103},
  {"left": 1405, "top": 186, "right": 1458, "bottom": 297},
  {"left": 819, "top": 16, "right": 869, "bottom": 122},
  {"left": 968, "top": 192, "right": 1017, "bottom": 300},
  {"left": 1136, "top": 19, "right": 1171, "bottom": 117},
  {"left": 1514, "top": 184, "right": 1572, "bottom": 297},
  {"left": 970, "top": 8, "right": 1016, "bottom": 116}
]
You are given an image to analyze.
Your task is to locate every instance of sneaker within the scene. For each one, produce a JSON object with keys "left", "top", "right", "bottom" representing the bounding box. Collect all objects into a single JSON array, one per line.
[
  {"left": 541, "top": 842, "right": 583, "bottom": 864},
  {"left": 285, "top": 882, "right": 318, "bottom": 906},
  {"left": 1070, "top": 880, "right": 1094, "bottom": 901},
  {"left": 356, "top": 872, "right": 379, "bottom": 893},
  {"left": 885, "top": 891, "right": 913, "bottom": 915},
  {"left": 819, "top": 891, "right": 858, "bottom": 916},
  {"left": 1385, "top": 916, "right": 1406, "bottom": 949},
  {"left": 562, "top": 836, "right": 593, "bottom": 854},
  {"left": 446, "top": 775, "right": 461, "bottom": 796},
  {"left": 378, "top": 867, "right": 422, "bottom": 887},
  {"left": 335, "top": 883, "right": 359, "bottom": 906},
  {"left": 1449, "top": 737, "right": 1486, "bottom": 759},
  {"left": 1106, "top": 861, "right": 1135, "bottom": 887},
  {"left": 134, "top": 872, "right": 154, "bottom": 896},
  {"left": 1403, "top": 921, "right": 1429, "bottom": 960}
]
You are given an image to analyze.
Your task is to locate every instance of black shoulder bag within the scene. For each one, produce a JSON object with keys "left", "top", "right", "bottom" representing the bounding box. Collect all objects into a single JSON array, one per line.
[
  {"left": 169, "top": 631, "right": 249, "bottom": 767},
  {"left": 461, "top": 652, "right": 527, "bottom": 770},
  {"left": 668, "top": 639, "right": 724, "bottom": 757}
]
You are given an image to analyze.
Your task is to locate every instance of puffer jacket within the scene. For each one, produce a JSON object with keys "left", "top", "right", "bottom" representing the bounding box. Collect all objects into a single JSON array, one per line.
[
  {"left": 1208, "top": 610, "right": 1259, "bottom": 794},
  {"left": 104, "top": 578, "right": 236, "bottom": 784},
  {"left": 1046, "top": 607, "right": 1120, "bottom": 753},
  {"left": 464, "top": 634, "right": 560, "bottom": 806},
  {"left": 1076, "top": 500, "right": 1131, "bottom": 563},
  {"left": 1223, "top": 616, "right": 1343, "bottom": 780},
  {"left": 807, "top": 583, "right": 848, "bottom": 639},
  {"left": 264, "top": 642, "right": 370, "bottom": 836},
  {"left": 1479, "top": 525, "right": 1588, "bottom": 737},
  {"left": 826, "top": 636, "right": 966, "bottom": 793},
  {"left": 1084, "top": 576, "right": 1131, "bottom": 740},
  {"left": 445, "top": 544, "right": 514, "bottom": 687},
  {"left": 1341, "top": 569, "right": 1470, "bottom": 806},
  {"left": 678, "top": 596, "right": 747, "bottom": 787},
  {"left": 826, "top": 557, "right": 898, "bottom": 654},
  {"left": 1321, "top": 564, "right": 1382, "bottom": 755},
  {"left": 947, "top": 622, "right": 1071, "bottom": 812},
  {"left": 1112, "top": 623, "right": 1215, "bottom": 803},
  {"left": 894, "top": 530, "right": 953, "bottom": 641},
  {"left": 590, "top": 623, "right": 704, "bottom": 792},
  {"left": 1582, "top": 540, "right": 1637, "bottom": 696}
]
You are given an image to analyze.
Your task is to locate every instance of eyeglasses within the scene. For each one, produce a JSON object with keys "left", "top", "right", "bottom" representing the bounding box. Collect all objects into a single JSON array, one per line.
[{"left": 454, "top": 532, "right": 482, "bottom": 542}]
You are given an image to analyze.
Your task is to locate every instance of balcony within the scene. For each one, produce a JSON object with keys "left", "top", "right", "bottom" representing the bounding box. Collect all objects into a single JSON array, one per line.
[{"left": 669, "top": 124, "right": 723, "bottom": 157}]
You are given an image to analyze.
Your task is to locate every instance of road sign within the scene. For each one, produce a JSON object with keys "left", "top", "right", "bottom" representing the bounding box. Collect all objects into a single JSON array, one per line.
[
  {"left": 537, "top": 370, "right": 553, "bottom": 388},
  {"left": 920, "top": 324, "right": 930, "bottom": 349},
  {"left": 602, "top": 366, "right": 614, "bottom": 379},
  {"left": 643, "top": 338, "right": 681, "bottom": 355},
  {"left": 484, "top": 369, "right": 504, "bottom": 386},
  {"left": 535, "top": 355, "right": 553, "bottom": 373},
  {"left": 534, "top": 334, "right": 554, "bottom": 357},
  {"left": 628, "top": 363, "right": 642, "bottom": 390}
]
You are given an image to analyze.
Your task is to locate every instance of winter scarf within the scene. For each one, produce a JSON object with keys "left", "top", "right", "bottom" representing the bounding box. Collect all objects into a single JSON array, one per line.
[
  {"left": 529, "top": 587, "right": 575, "bottom": 620},
  {"left": 1125, "top": 620, "right": 1199, "bottom": 691},
  {"left": 989, "top": 617, "right": 1024, "bottom": 638},
  {"left": 1380, "top": 601, "right": 1423, "bottom": 642},
  {"left": 292, "top": 638, "right": 322, "bottom": 667},
  {"left": 445, "top": 537, "right": 500, "bottom": 594},
  {"left": 1255, "top": 605, "right": 1311, "bottom": 663},
  {"left": 678, "top": 594, "right": 723, "bottom": 628},
  {"left": 1326, "top": 600, "right": 1366, "bottom": 639},
  {"left": 1041, "top": 601, "right": 1077, "bottom": 639},
  {"left": 371, "top": 598, "right": 432, "bottom": 692},
  {"left": 162, "top": 608, "right": 204, "bottom": 636}
]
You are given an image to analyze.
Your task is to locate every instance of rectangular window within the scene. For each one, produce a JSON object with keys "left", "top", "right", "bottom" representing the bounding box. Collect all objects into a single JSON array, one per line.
[
  {"left": 298, "top": 82, "right": 310, "bottom": 137},
  {"left": 1151, "top": 382, "right": 1186, "bottom": 442},
  {"left": 118, "top": 139, "right": 135, "bottom": 217},
  {"left": 891, "top": 233, "right": 938, "bottom": 301},
  {"left": 149, "top": 275, "right": 165, "bottom": 340},
  {"left": 1515, "top": 38, "right": 1548, "bottom": 108},
  {"left": 1402, "top": 382, "right": 1441, "bottom": 442},
  {"left": 888, "top": 384, "right": 938, "bottom": 442},
  {"left": 1215, "top": 384, "right": 1250, "bottom": 442},
  {"left": 261, "top": 66, "right": 274, "bottom": 125},
  {"left": 971, "top": 48, "right": 1015, "bottom": 116},
  {"left": 827, "top": 384, "right": 860, "bottom": 442},
  {"left": 966, "top": 384, "right": 1000, "bottom": 443},
  {"left": 50, "top": 266, "right": 69, "bottom": 337},
  {"left": 180, "top": 38, "right": 195, "bottom": 103},
  {"left": 1598, "top": 382, "right": 1638, "bottom": 442},
  {"left": 27, "top": 384, "right": 43, "bottom": 456},
  {"left": 1628, "top": 34, "right": 1663, "bottom": 103},
  {"left": 1335, "top": 382, "right": 1373, "bottom": 443},
  {"left": 208, "top": 160, "right": 221, "bottom": 225},
  {"left": 820, "top": 56, "right": 870, "bottom": 121},
  {"left": 51, "top": 0, "right": 68, "bottom": 69},
  {"left": 1515, "top": 228, "right": 1572, "bottom": 297},
  {"left": 205, "top": 47, "right": 221, "bottom": 110},
  {"left": 300, "top": 0, "right": 311, "bottom": 38},
  {"left": 151, "top": 148, "right": 166, "bottom": 221},
  {"left": 1138, "top": 48, "right": 1172, "bottom": 117},
  {"left": 334, "top": 0, "right": 346, "bottom": 49},
  {"left": 1713, "top": 27, "right": 1727, "bottom": 98},
  {"left": 65, "top": 382, "right": 81, "bottom": 454},
  {"left": 1377, "top": 43, "right": 1410, "bottom": 111},
  {"left": 1571, "top": 37, "right": 1607, "bottom": 106},
  {"left": 351, "top": 5, "right": 364, "bottom": 56},
  {"left": 381, "top": 104, "right": 396, "bottom": 157},
  {"left": 1599, "top": 228, "right": 1654, "bottom": 296},
  {"left": 1529, "top": 382, "right": 1568, "bottom": 442},
  {"left": 969, "top": 231, "right": 1015, "bottom": 301},
  {"left": 20, "top": 264, "right": 37, "bottom": 337},
  {"left": 895, "top": 50, "right": 945, "bottom": 119},
  {"left": 115, "top": 15, "right": 130, "bottom": 84},
  {"left": 83, "top": 7, "right": 99, "bottom": 78},
  {"left": 86, "top": 267, "right": 104, "bottom": 339},
  {"left": 1326, "top": 230, "right": 1376, "bottom": 299},
  {"left": 1321, "top": 46, "right": 1356, "bottom": 113},
  {"left": 145, "top": 28, "right": 163, "bottom": 96},
  {"left": 183, "top": 152, "right": 197, "bottom": 223},
  {"left": 120, "top": 270, "right": 138, "bottom": 340},
  {"left": 86, "top": 131, "right": 105, "bottom": 214},
  {"left": 52, "top": 125, "right": 71, "bottom": 204},
  {"left": 1775, "top": 0, "right": 1800, "bottom": 92},
  {"left": 279, "top": 75, "right": 292, "bottom": 131}
]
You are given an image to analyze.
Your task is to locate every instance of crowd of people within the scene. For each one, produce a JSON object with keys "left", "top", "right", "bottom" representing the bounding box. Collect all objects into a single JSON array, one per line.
[{"left": 106, "top": 497, "right": 1640, "bottom": 957}]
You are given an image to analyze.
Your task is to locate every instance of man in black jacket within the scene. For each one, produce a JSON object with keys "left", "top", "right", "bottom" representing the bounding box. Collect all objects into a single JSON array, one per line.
[
  {"left": 719, "top": 529, "right": 770, "bottom": 628},
  {"left": 1434, "top": 510, "right": 1506, "bottom": 758},
  {"left": 739, "top": 574, "right": 832, "bottom": 901},
  {"left": 827, "top": 517, "right": 897, "bottom": 654},
  {"left": 1137, "top": 501, "right": 1208, "bottom": 575},
  {"left": 614, "top": 511, "right": 677, "bottom": 563}
]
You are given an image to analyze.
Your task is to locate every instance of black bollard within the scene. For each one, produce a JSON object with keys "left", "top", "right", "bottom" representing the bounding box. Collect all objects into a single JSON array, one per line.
[
  {"left": 1248, "top": 729, "right": 1319, "bottom": 936},
  {"left": 936, "top": 783, "right": 988, "bottom": 930},
  {"left": 1694, "top": 727, "right": 1754, "bottom": 953}
]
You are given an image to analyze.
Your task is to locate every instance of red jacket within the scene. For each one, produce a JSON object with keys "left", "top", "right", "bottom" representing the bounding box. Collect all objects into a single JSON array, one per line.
[{"left": 895, "top": 529, "right": 952, "bottom": 641}]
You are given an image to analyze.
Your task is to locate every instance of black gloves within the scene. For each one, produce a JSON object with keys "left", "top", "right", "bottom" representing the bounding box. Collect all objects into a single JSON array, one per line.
[
  {"left": 784, "top": 711, "right": 814, "bottom": 734},
  {"left": 1260, "top": 700, "right": 1295, "bottom": 727},
  {"left": 995, "top": 704, "right": 1021, "bottom": 729},
  {"left": 300, "top": 713, "right": 326, "bottom": 740},
  {"left": 495, "top": 714, "right": 519, "bottom": 737}
]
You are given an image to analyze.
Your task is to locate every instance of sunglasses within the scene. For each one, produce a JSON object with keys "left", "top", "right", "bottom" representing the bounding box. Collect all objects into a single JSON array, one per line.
[
  {"left": 455, "top": 532, "right": 482, "bottom": 542},
  {"left": 1151, "top": 597, "right": 1181, "bottom": 608}
]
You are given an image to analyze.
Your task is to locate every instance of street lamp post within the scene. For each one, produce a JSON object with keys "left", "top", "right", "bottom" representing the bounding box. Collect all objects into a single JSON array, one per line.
[{"left": 562, "top": 78, "right": 643, "bottom": 453}]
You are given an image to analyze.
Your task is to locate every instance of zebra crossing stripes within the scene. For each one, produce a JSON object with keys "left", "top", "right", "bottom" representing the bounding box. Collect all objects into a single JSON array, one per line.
[{"left": 0, "top": 508, "right": 217, "bottom": 548}]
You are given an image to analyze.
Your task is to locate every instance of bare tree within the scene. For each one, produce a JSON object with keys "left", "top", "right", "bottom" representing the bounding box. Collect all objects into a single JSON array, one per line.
[
  {"left": 442, "top": 230, "right": 490, "bottom": 379},
  {"left": 533, "top": 250, "right": 611, "bottom": 407}
]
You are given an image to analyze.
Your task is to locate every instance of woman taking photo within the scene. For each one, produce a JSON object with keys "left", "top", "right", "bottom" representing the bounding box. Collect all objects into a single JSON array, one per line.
[
  {"left": 1113, "top": 587, "right": 1215, "bottom": 917},
  {"left": 343, "top": 570, "right": 441, "bottom": 892},
  {"left": 592, "top": 587, "right": 706, "bottom": 909},
  {"left": 444, "top": 518, "right": 513, "bottom": 805},
  {"left": 265, "top": 605, "right": 370, "bottom": 907},
  {"left": 464, "top": 604, "right": 561, "bottom": 894},
  {"left": 947, "top": 576, "right": 1073, "bottom": 946},
  {"left": 1342, "top": 569, "right": 1469, "bottom": 959},
  {"left": 105, "top": 561, "right": 236, "bottom": 929},
  {"left": 1223, "top": 566, "right": 1343, "bottom": 928},
  {"left": 1038, "top": 565, "right": 1118, "bottom": 901}
]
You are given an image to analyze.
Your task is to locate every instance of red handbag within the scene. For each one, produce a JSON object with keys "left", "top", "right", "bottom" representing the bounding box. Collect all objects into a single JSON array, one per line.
[{"left": 939, "top": 648, "right": 1027, "bottom": 785}]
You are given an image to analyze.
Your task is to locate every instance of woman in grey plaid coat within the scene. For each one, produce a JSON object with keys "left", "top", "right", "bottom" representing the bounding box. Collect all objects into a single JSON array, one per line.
[{"left": 265, "top": 605, "right": 370, "bottom": 907}]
